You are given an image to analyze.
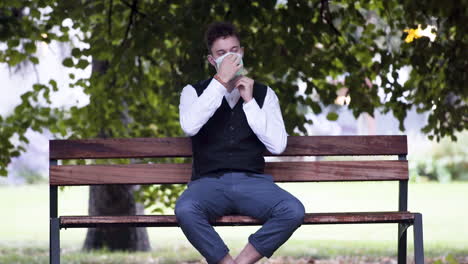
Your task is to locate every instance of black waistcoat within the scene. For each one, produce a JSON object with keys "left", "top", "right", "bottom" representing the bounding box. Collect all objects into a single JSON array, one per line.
[{"left": 190, "top": 77, "right": 268, "bottom": 180}]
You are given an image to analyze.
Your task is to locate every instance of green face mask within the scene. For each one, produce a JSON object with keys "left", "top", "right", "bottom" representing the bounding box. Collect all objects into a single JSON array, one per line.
[{"left": 215, "top": 52, "right": 244, "bottom": 78}]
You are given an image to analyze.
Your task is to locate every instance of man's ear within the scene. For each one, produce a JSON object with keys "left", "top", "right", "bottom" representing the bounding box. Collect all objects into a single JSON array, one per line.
[{"left": 207, "top": 54, "right": 217, "bottom": 68}]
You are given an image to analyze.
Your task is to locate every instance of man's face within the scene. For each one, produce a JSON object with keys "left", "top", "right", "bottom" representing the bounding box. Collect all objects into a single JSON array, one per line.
[{"left": 207, "top": 35, "right": 244, "bottom": 69}]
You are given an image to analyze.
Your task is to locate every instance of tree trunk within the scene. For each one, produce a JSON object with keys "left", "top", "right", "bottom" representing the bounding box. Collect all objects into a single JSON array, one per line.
[
  {"left": 82, "top": 59, "right": 151, "bottom": 251},
  {"left": 83, "top": 185, "right": 150, "bottom": 251}
]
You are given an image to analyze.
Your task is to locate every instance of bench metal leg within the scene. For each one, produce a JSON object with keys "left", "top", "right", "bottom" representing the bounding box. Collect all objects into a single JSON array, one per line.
[
  {"left": 413, "top": 213, "right": 425, "bottom": 264},
  {"left": 398, "top": 223, "right": 408, "bottom": 264},
  {"left": 50, "top": 218, "right": 60, "bottom": 264}
]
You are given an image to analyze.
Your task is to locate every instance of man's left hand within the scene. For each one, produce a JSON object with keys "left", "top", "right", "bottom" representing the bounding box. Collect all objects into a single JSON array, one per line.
[{"left": 235, "top": 76, "right": 254, "bottom": 103}]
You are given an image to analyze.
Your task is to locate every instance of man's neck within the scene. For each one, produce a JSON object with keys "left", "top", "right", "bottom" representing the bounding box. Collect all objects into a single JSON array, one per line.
[{"left": 225, "top": 81, "right": 236, "bottom": 93}]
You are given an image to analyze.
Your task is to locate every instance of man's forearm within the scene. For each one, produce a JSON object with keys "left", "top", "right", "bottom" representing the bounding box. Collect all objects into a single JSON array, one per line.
[
  {"left": 242, "top": 91, "right": 288, "bottom": 154},
  {"left": 179, "top": 79, "right": 226, "bottom": 136}
]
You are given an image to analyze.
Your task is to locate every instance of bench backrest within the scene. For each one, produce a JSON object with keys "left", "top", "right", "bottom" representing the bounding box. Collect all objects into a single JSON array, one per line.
[{"left": 49, "top": 135, "right": 408, "bottom": 186}]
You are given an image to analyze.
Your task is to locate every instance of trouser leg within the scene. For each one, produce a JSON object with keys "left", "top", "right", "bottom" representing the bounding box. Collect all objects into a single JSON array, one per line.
[
  {"left": 233, "top": 172, "right": 305, "bottom": 258},
  {"left": 175, "top": 177, "right": 234, "bottom": 264}
]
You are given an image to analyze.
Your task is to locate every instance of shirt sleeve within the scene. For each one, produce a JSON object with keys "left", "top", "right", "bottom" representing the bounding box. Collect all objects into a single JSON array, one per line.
[
  {"left": 179, "top": 79, "right": 227, "bottom": 136},
  {"left": 242, "top": 86, "right": 288, "bottom": 154}
]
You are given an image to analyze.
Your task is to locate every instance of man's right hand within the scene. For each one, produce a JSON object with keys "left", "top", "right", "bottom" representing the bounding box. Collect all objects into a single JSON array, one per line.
[{"left": 217, "top": 54, "right": 243, "bottom": 83}]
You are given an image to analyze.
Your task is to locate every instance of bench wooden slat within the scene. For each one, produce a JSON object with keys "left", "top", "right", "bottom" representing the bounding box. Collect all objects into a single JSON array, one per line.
[
  {"left": 50, "top": 160, "right": 408, "bottom": 186},
  {"left": 60, "top": 212, "right": 416, "bottom": 228},
  {"left": 49, "top": 135, "right": 407, "bottom": 159}
]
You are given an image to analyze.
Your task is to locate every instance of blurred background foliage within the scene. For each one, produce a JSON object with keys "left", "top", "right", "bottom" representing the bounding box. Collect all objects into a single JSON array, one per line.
[{"left": 410, "top": 131, "right": 468, "bottom": 183}]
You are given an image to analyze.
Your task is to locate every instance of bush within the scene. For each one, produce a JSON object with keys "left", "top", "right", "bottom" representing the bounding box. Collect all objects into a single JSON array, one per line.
[
  {"left": 16, "top": 166, "right": 47, "bottom": 184},
  {"left": 433, "top": 254, "right": 461, "bottom": 264},
  {"left": 410, "top": 131, "right": 468, "bottom": 183}
]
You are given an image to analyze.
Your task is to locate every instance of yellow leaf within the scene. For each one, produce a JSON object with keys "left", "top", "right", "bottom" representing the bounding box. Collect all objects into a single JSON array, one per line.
[{"left": 404, "top": 24, "right": 437, "bottom": 43}]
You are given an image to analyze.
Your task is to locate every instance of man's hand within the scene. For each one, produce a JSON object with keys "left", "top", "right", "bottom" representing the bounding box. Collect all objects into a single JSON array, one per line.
[
  {"left": 217, "top": 54, "right": 243, "bottom": 83},
  {"left": 235, "top": 76, "right": 254, "bottom": 103}
]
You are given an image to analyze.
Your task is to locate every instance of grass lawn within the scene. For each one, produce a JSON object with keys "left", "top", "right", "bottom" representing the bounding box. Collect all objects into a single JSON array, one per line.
[{"left": 1, "top": 182, "right": 467, "bottom": 263}]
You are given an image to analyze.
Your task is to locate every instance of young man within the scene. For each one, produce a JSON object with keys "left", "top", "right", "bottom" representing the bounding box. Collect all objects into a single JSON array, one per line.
[{"left": 175, "top": 22, "right": 305, "bottom": 264}]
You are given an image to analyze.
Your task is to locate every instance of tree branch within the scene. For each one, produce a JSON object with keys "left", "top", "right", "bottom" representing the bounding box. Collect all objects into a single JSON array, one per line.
[
  {"left": 107, "top": 0, "right": 113, "bottom": 38},
  {"left": 120, "top": 0, "right": 137, "bottom": 48},
  {"left": 121, "top": 0, "right": 148, "bottom": 18},
  {"left": 321, "top": 0, "right": 341, "bottom": 37}
]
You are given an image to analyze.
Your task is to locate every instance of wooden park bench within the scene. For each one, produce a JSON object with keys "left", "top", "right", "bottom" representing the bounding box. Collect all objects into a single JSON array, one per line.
[{"left": 49, "top": 135, "right": 424, "bottom": 264}]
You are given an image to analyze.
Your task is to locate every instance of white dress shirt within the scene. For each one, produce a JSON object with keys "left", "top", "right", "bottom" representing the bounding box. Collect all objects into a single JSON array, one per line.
[{"left": 179, "top": 78, "right": 288, "bottom": 154}]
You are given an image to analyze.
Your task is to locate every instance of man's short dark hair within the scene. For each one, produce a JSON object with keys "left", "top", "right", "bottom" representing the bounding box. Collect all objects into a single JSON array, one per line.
[{"left": 204, "top": 22, "right": 241, "bottom": 53}]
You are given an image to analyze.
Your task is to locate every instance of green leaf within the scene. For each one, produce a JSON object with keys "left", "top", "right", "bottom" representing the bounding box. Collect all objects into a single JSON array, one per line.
[
  {"left": 76, "top": 59, "right": 89, "bottom": 69},
  {"left": 30, "top": 56, "right": 39, "bottom": 64},
  {"left": 7, "top": 39, "right": 20, "bottom": 48},
  {"left": 71, "top": 48, "right": 81, "bottom": 58},
  {"left": 32, "top": 84, "right": 43, "bottom": 92},
  {"left": 24, "top": 42, "right": 36, "bottom": 54},
  {"left": 62, "top": 58, "right": 74, "bottom": 67},
  {"left": 326, "top": 112, "right": 339, "bottom": 121},
  {"left": 306, "top": 98, "right": 322, "bottom": 114},
  {"left": 30, "top": 8, "right": 41, "bottom": 19},
  {"left": 49, "top": 80, "right": 58, "bottom": 91}
]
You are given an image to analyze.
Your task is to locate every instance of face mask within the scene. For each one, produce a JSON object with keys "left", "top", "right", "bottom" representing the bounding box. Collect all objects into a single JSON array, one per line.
[{"left": 214, "top": 52, "right": 244, "bottom": 78}]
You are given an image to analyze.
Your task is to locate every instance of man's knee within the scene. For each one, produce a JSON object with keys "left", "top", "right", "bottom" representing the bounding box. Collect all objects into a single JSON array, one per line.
[
  {"left": 175, "top": 199, "right": 203, "bottom": 223},
  {"left": 276, "top": 198, "right": 305, "bottom": 226},
  {"left": 289, "top": 199, "right": 306, "bottom": 226}
]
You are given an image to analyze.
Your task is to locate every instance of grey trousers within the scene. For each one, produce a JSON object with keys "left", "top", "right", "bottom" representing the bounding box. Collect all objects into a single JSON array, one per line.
[{"left": 174, "top": 171, "right": 305, "bottom": 264}]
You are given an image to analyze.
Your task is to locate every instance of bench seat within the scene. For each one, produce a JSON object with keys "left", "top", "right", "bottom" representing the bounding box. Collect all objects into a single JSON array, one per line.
[{"left": 60, "top": 211, "right": 417, "bottom": 228}]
